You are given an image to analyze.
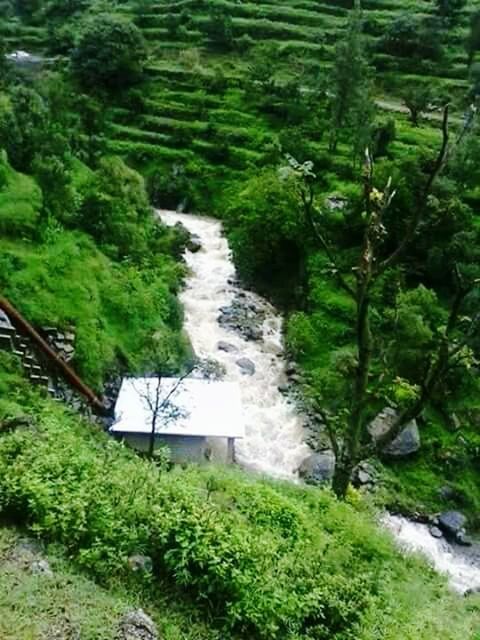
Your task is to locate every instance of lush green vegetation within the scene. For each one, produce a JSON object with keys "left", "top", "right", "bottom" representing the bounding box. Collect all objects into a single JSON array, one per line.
[
  {"left": 0, "top": 524, "right": 228, "bottom": 640},
  {"left": 0, "top": 73, "right": 191, "bottom": 389},
  {"left": 0, "top": 366, "right": 479, "bottom": 639},
  {"left": 1, "top": 0, "right": 480, "bottom": 635}
]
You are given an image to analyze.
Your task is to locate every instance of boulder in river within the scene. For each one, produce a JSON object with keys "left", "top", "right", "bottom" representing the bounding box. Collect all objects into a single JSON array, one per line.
[
  {"left": 298, "top": 451, "right": 335, "bottom": 485},
  {"left": 368, "top": 407, "right": 420, "bottom": 457},
  {"left": 438, "top": 511, "right": 467, "bottom": 538},
  {"left": 236, "top": 358, "right": 255, "bottom": 376},
  {"left": 187, "top": 235, "right": 202, "bottom": 253},
  {"left": 217, "top": 341, "right": 238, "bottom": 353},
  {"left": 429, "top": 526, "right": 443, "bottom": 539}
]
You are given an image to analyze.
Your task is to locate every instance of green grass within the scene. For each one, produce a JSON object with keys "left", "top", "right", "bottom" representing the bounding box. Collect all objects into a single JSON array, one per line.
[
  {"left": 0, "top": 150, "right": 42, "bottom": 238},
  {"left": 0, "top": 370, "right": 478, "bottom": 640},
  {"left": 0, "top": 526, "right": 225, "bottom": 640},
  {"left": 0, "top": 157, "right": 189, "bottom": 389}
]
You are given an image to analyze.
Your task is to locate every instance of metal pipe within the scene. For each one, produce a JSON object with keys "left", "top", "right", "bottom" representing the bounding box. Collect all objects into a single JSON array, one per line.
[{"left": 0, "top": 296, "right": 106, "bottom": 414}]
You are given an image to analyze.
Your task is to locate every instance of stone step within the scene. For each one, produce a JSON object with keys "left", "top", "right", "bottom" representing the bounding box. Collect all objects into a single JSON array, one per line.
[
  {"left": 29, "top": 374, "right": 49, "bottom": 386},
  {"left": 24, "top": 363, "right": 42, "bottom": 375},
  {"left": 0, "top": 333, "right": 15, "bottom": 349}
]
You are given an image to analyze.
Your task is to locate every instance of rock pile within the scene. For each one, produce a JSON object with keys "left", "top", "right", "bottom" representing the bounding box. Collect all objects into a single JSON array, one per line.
[
  {"left": 119, "top": 610, "right": 158, "bottom": 640},
  {"left": 42, "top": 326, "right": 76, "bottom": 363},
  {"left": 217, "top": 293, "right": 266, "bottom": 342}
]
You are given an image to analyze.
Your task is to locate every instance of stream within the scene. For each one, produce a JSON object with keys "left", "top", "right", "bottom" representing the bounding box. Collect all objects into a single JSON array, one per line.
[
  {"left": 160, "top": 210, "right": 310, "bottom": 478},
  {"left": 159, "top": 209, "right": 480, "bottom": 595}
]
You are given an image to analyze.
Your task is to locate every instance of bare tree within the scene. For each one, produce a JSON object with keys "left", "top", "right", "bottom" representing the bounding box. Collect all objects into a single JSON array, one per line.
[
  {"left": 133, "top": 367, "right": 195, "bottom": 458},
  {"left": 291, "top": 106, "right": 480, "bottom": 498}
]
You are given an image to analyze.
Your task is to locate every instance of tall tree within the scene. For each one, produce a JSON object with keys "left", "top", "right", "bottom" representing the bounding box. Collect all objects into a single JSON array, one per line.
[
  {"left": 402, "top": 85, "right": 433, "bottom": 127},
  {"left": 291, "top": 108, "right": 480, "bottom": 498},
  {"left": 435, "top": 0, "right": 467, "bottom": 21},
  {"left": 71, "top": 15, "right": 147, "bottom": 91},
  {"left": 466, "top": 10, "right": 480, "bottom": 66},
  {"left": 328, "top": 0, "right": 373, "bottom": 153}
]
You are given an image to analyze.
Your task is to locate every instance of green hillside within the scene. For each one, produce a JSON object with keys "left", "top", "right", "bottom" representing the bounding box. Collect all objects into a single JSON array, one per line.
[
  {"left": 3, "top": 0, "right": 478, "bottom": 212},
  {"left": 2, "top": 1, "right": 480, "bottom": 637}
]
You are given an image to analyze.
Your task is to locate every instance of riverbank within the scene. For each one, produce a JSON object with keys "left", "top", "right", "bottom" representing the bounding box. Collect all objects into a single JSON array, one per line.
[{"left": 157, "top": 210, "right": 480, "bottom": 596}]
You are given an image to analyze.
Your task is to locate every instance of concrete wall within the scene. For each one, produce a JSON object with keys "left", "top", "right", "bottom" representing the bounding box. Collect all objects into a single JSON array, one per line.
[{"left": 120, "top": 433, "right": 209, "bottom": 463}]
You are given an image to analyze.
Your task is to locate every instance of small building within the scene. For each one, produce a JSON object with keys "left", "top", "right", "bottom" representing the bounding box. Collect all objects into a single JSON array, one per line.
[{"left": 110, "top": 377, "right": 244, "bottom": 463}]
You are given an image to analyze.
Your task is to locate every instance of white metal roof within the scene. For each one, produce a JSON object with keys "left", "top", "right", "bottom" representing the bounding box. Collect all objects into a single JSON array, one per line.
[{"left": 111, "top": 377, "right": 244, "bottom": 438}]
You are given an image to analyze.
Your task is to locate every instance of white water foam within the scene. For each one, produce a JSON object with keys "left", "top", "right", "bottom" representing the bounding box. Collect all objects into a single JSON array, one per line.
[
  {"left": 159, "top": 210, "right": 310, "bottom": 479},
  {"left": 383, "top": 514, "right": 480, "bottom": 594},
  {"left": 159, "top": 209, "right": 480, "bottom": 592}
]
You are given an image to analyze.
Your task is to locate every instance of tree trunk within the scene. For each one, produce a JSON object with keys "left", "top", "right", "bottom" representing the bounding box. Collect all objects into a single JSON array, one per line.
[
  {"left": 149, "top": 416, "right": 156, "bottom": 458},
  {"left": 332, "top": 285, "right": 372, "bottom": 499},
  {"left": 331, "top": 453, "right": 356, "bottom": 499}
]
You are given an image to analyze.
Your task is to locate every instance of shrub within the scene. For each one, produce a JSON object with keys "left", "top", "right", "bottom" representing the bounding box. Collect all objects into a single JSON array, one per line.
[
  {"left": 71, "top": 15, "right": 147, "bottom": 91},
  {"left": 0, "top": 398, "right": 476, "bottom": 640}
]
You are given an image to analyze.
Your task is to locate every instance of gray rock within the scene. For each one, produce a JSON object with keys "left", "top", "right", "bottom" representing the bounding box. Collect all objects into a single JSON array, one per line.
[
  {"left": 278, "top": 383, "right": 290, "bottom": 394},
  {"left": 187, "top": 235, "right": 202, "bottom": 253},
  {"left": 236, "top": 358, "right": 256, "bottom": 376},
  {"left": 127, "top": 554, "right": 153, "bottom": 574},
  {"left": 298, "top": 451, "right": 335, "bottom": 485},
  {"left": 357, "top": 469, "right": 372, "bottom": 485},
  {"left": 217, "top": 341, "right": 238, "bottom": 353},
  {"left": 289, "top": 374, "right": 304, "bottom": 385},
  {"left": 120, "top": 609, "right": 158, "bottom": 640},
  {"left": 429, "top": 526, "right": 443, "bottom": 539},
  {"left": 368, "top": 408, "right": 420, "bottom": 457},
  {"left": 438, "top": 511, "right": 467, "bottom": 537},
  {"left": 353, "top": 462, "right": 378, "bottom": 487},
  {"left": 285, "top": 362, "right": 297, "bottom": 376},
  {"left": 31, "top": 559, "right": 54, "bottom": 578},
  {"left": 244, "top": 326, "right": 263, "bottom": 341},
  {"left": 455, "top": 530, "right": 472, "bottom": 547}
]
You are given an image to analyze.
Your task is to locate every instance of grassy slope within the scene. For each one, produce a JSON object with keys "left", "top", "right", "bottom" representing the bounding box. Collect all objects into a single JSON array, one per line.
[
  {"left": 0, "top": 526, "right": 225, "bottom": 640},
  {"left": 0, "top": 361, "right": 478, "bottom": 640},
  {"left": 0, "top": 154, "right": 188, "bottom": 389}
]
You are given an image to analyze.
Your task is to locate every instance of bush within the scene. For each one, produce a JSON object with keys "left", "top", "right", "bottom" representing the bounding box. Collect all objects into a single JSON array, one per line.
[
  {"left": 0, "top": 398, "right": 477, "bottom": 639},
  {"left": 71, "top": 15, "right": 147, "bottom": 91},
  {"left": 225, "top": 169, "right": 305, "bottom": 293},
  {"left": 77, "top": 156, "right": 154, "bottom": 261}
]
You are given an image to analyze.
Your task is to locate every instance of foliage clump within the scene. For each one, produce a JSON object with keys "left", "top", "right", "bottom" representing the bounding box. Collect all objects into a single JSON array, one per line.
[{"left": 0, "top": 387, "right": 477, "bottom": 639}]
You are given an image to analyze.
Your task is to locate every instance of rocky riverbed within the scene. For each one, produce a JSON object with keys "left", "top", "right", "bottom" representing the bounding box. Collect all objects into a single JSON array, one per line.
[{"left": 159, "top": 209, "right": 480, "bottom": 595}]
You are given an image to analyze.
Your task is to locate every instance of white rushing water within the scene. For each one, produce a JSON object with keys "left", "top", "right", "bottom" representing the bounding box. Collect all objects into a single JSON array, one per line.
[
  {"left": 159, "top": 209, "right": 480, "bottom": 592},
  {"left": 159, "top": 210, "right": 310, "bottom": 479},
  {"left": 383, "top": 514, "right": 480, "bottom": 594}
]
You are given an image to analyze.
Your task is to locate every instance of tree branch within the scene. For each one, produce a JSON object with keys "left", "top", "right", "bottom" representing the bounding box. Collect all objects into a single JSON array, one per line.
[
  {"left": 316, "top": 407, "right": 340, "bottom": 459},
  {"left": 302, "top": 184, "right": 356, "bottom": 298},
  {"left": 363, "top": 274, "right": 477, "bottom": 456},
  {"left": 377, "top": 105, "right": 450, "bottom": 275}
]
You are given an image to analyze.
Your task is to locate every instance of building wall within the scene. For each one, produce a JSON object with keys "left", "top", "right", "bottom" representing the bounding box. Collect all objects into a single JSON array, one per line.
[{"left": 121, "top": 433, "right": 209, "bottom": 463}]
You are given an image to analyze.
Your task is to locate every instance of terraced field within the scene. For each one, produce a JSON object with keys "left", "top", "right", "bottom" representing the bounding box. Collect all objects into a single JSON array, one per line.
[{"left": 3, "top": 0, "right": 478, "bottom": 211}]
